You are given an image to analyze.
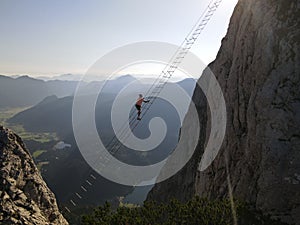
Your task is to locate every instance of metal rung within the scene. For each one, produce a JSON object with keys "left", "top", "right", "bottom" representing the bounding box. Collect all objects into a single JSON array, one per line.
[
  {"left": 158, "top": 77, "right": 168, "bottom": 82},
  {"left": 86, "top": 180, "right": 92, "bottom": 186},
  {"left": 176, "top": 55, "right": 185, "bottom": 58},
  {"left": 64, "top": 207, "right": 71, "bottom": 213},
  {"left": 190, "top": 35, "right": 199, "bottom": 40},
  {"left": 70, "top": 200, "right": 76, "bottom": 206},
  {"left": 204, "top": 11, "right": 214, "bottom": 18},
  {"left": 90, "top": 174, "right": 97, "bottom": 180},
  {"left": 112, "top": 144, "right": 121, "bottom": 151},
  {"left": 97, "top": 162, "right": 106, "bottom": 168},
  {"left": 110, "top": 146, "right": 118, "bottom": 151},
  {"left": 199, "top": 22, "right": 208, "bottom": 27},
  {"left": 208, "top": 8, "right": 217, "bottom": 12},
  {"left": 81, "top": 186, "right": 87, "bottom": 192},
  {"left": 167, "top": 71, "right": 175, "bottom": 74},
  {"left": 75, "top": 192, "right": 82, "bottom": 199},
  {"left": 209, "top": 5, "right": 217, "bottom": 10},
  {"left": 158, "top": 82, "right": 166, "bottom": 86},
  {"left": 195, "top": 27, "right": 204, "bottom": 31},
  {"left": 197, "top": 23, "right": 206, "bottom": 27},
  {"left": 194, "top": 28, "right": 204, "bottom": 33},
  {"left": 193, "top": 32, "right": 202, "bottom": 35}
]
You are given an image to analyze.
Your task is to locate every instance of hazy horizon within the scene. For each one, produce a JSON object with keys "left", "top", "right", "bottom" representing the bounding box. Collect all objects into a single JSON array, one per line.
[{"left": 0, "top": 0, "right": 238, "bottom": 78}]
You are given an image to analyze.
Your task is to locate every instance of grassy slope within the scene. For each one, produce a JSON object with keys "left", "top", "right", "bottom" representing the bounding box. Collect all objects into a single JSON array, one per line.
[{"left": 0, "top": 107, "right": 58, "bottom": 173}]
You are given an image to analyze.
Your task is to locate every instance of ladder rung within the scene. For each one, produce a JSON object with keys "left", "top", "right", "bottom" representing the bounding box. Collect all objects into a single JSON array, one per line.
[
  {"left": 90, "top": 174, "right": 97, "bottom": 180},
  {"left": 205, "top": 13, "right": 214, "bottom": 17},
  {"left": 209, "top": 4, "right": 217, "bottom": 10},
  {"left": 64, "top": 207, "right": 71, "bottom": 213},
  {"left": 81, "top": 186, "right": 87, "bottom": 192},
  {"left": 208, "top": 7, "right": 217, "bottom": 12},
  {"left": 193, "top": 32, "right": 202, "bottom": 35},
  {"left": 86, "top": 180, "right": 92, "bottom": 186},
  {"left": 98, "top": 162, "right": 106, "bottom": 168},
  {"left": 75, "top": 192, "right": 82, "bottom": 199},
  {"left": 195, "top": 28, "right": 204, "bottom": 33},
  {"left": 70, "top": 200, "right": 76, "bottom": 206}
]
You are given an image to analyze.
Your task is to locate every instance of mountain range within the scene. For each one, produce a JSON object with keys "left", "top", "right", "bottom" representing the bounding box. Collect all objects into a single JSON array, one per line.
[{"left": 6, "top": 75, "right": 196, "bottom": 206}]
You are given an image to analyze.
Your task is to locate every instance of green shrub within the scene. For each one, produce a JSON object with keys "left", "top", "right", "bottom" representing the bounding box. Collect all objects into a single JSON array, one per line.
[{"left": 81, "top": 196, "right": 287, "bottom": 225}]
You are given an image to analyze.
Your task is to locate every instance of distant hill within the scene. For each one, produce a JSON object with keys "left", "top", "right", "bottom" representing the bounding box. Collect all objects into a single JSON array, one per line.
[
  {"left": 0, "top": 74, "right": 161, "bottom": 109},
  {"left": 0, "top": 75, "right": 78, "bottom": 108},
  {"left": 36, "top": 73, "right": 83, "bottom": 81}
]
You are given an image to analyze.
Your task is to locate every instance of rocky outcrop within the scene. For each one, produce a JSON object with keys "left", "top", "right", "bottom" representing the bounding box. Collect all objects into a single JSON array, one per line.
[
  {"left": 0, "top": 126, "right": 68, "bottom": 224},
  {"left": 148, "top": 0, "right": 300, "bottom": 224}
]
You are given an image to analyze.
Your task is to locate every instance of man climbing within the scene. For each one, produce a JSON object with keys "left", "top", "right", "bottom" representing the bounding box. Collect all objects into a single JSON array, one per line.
[{"left": 135, "top": 94, "right": 150, "bottom": 120}]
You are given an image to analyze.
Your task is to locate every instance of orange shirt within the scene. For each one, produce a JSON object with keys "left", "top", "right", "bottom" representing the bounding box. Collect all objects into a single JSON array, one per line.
[{"left": 136, "top": 97, "right": 144, "bottom": 106}]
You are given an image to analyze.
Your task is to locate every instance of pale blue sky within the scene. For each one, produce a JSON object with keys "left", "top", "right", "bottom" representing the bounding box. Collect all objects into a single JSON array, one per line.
[{"left": 0, "top": 0, "right": 238, "bottom": 77}]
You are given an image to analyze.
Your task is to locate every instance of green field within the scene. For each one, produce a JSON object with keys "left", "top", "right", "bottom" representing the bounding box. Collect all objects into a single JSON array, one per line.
[
  {"left": 37, "top": 161, "right": 49, "bottom": 171},
  {"left": 0, "top": 107, "right": 29, "bottom": 124},
  {"left": 7, "top": 124, "right": 58, "bottom": 143},
  {"left": 0, "top": 107, "right": 59, "bottom": 172},
  {"left": 0, "top": 107, "right": 58, "bottom": 143},
  {"left": 32, "top": 150, "right": 47, "bottom": 159}
]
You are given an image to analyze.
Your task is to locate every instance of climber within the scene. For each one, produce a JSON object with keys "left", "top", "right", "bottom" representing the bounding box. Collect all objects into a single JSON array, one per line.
[{"left": 135, "top": 94, "right": 150, "bottom": 120}]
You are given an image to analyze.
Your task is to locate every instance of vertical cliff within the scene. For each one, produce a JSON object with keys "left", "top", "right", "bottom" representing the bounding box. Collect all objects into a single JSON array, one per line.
[
  {"left": 148, "top": 0, "right": 300, "bottom": 224},
  {"left": 0, "top": 126, "right": 68, "bottom": 224}
]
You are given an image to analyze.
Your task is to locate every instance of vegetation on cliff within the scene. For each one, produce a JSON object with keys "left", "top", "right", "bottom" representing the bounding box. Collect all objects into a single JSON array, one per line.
[{"left": 81, "top": 196, "right": 286, "bottom": 225}]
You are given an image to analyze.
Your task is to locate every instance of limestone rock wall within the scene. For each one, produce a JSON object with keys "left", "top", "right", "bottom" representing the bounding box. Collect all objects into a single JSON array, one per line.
[
  {"left": 148, "top": 0, "right": 300, "bottom": 224},
  {"left": 0, "top": 126, "right": 68, "bottom": 225}
]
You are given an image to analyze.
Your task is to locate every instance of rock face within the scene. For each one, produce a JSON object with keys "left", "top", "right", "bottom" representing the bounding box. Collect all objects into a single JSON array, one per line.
[
  {"left": 0, "top": 126, "right": 68, "bottom": 224},
  {"left": 148, "top": 0, "right": 300, "bottom": 224}
]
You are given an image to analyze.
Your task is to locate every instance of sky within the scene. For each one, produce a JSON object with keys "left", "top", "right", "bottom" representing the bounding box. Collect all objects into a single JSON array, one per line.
[{"left": 0, "top": 0, "right": 238, "bottom": 78}]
